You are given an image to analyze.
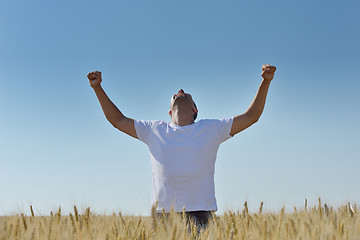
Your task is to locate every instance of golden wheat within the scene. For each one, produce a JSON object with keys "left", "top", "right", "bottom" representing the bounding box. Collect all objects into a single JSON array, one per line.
[{"left": 0, "top": 200, "right": 359, "bottom": 239}]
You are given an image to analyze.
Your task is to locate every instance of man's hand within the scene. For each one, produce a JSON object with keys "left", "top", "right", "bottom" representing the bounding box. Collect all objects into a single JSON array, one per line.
[
  {"left": 87, "top": 71, "right": 102, "bottom": 88},
  {"left": 261, "top": 64, "right": 277, "bottom": 82}
]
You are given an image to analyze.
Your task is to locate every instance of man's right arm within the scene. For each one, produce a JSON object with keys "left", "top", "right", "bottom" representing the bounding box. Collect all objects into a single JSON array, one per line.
[{"left": 87, "top": 71, "right": 138, "bottom": 139}]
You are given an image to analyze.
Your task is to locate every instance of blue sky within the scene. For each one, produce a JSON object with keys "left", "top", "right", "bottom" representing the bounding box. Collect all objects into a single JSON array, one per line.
[{"left": 1, "top": 0, "right": 359, "bottom": 216}]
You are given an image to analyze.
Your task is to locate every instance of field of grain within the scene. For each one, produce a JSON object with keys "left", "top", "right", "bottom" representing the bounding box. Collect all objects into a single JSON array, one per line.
[{"left": 1, "top": 199, "right": 359, "bottom": 239}]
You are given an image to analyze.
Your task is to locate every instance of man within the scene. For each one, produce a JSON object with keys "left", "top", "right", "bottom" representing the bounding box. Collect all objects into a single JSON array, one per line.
[{"left": 87, "top": 64, "right": 276, "bottom": 226}]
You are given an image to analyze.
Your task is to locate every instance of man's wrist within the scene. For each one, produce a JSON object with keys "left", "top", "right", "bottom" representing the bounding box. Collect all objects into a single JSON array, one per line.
[
  {"left": 262, "top": 78, "right": 272, "bottom": 84},
  {"left": 92, "top": 84, "right": 103, "bottom": 91}
]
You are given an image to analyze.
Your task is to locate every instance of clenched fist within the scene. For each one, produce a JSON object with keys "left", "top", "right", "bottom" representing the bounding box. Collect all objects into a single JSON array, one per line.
[
  {"left": 261, "top": 64, "right": 277, "bottom": 82},
  {"left": 87, "top": 71, "right": 102, "bottom": 88}
]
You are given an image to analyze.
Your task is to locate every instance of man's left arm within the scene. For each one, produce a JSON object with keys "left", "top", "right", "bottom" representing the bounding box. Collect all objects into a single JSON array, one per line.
[{"left": 230, "top": 64, "right": 277, "bottom": 136}]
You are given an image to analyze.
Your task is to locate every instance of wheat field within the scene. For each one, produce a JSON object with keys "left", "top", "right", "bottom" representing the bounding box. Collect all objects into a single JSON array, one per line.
[{"left": 1, "top": 199, "right": 359, "bottom": 240}]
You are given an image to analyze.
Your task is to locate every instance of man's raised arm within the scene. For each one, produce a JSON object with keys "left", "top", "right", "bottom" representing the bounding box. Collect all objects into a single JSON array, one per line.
[
  {"left": 87, "top": 71, "right": 138, "bottom": 139},
  {"left": 230, "top": 64, "right": 277, "bottom": 136}
]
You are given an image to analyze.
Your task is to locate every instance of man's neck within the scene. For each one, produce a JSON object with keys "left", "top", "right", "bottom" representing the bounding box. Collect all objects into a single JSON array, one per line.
[{"left": 171, "top": 110, "right": 194, "bottom": 126}]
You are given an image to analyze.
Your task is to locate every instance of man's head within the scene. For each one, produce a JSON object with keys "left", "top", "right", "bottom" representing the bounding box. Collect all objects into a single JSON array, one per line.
[{"left": 169, "top": 89, "right": 198, "bottom": 121}]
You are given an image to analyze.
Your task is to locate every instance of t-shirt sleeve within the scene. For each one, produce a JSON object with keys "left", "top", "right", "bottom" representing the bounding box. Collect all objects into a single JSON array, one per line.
[
  {"left": 134, "top": 120, "right": 155, "bottom": 144},
  {"left": 212, "top": 117, "right": 234, "bottom": 143}
]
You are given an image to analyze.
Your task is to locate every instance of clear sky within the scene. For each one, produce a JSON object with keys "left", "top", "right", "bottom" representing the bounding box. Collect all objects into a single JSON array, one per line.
[{"left": 1, "top": 0, "right": 359, "bottom": 216}]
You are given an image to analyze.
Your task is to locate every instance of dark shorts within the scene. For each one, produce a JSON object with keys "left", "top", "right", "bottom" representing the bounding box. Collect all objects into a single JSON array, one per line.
[{"left": 156, "top": 210, "right": 214, "bottom": 227}]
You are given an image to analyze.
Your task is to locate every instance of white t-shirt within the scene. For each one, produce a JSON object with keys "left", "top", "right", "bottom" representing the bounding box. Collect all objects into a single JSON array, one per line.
[{"left": 134, "top": 118, "right": 233, "bottom": 212}]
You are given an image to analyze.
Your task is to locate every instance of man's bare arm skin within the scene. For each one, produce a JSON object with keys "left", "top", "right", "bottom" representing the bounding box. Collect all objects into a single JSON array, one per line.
[
  {"left": 87, "top": 71, "right": 138, "bottom": 139},
  {"left": 230, "top": 64, "right": 276, "bottom": 136}
]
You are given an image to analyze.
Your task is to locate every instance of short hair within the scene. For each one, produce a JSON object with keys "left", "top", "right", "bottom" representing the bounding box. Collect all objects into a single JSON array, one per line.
[{"left": 193, "top": 102, "right": 197, "bottom": 121}]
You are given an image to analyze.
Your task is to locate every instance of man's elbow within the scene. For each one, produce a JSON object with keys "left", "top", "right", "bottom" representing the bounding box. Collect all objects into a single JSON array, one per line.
[
  {"left": 247, "top": 114, "right": 260, "bottom": 125},
  {"left": 110, "top": 121, "right": 119, "bottom": 129},
  {"left": 252, "top": 116, "right": 260, "bottom": 124},
  {"left": 107, "top": 116, "right": 126, "bottom": 129},
  {"left": 105, "top": 117, "right": 117, "bottom": 128},
  {"left": 244, "top": 110, "right": 261, "bottom": 125}
]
